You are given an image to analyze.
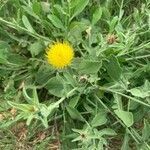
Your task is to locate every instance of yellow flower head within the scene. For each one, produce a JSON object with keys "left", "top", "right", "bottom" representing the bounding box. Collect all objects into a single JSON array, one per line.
[{"left": 46, "top": 41, "right": 74, "bottom": 69}]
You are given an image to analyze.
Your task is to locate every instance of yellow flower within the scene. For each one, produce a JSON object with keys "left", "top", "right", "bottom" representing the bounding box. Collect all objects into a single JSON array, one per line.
[{"left": 46, "top": 41, "right": 74, "bottom": 69}]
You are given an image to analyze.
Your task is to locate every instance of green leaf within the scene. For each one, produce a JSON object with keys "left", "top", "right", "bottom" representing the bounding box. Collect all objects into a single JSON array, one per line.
[
  {"left": 47, "top": 14, "right": 64, "bottom": 29},
  {"left": 129, "top": 88, "right": 149, "bottom": 98},
  {"left": 68, "top": 21, "right": 88, "bottom": 43},
  {"left": 22, "top": 6, "right": 40, "bottom": 20},
  {"left": 128, "top": 80, "right": 150, "bottom": 98},
  {"left": 32, "top": 87, "right": 40, "bottom": 105},
  {"left": 7, "top": 54, "right": 27, "bottom": 66},
  {"left": 26, "top": 114, "right": 34, "bottom": 125},
  {"left": 40, "top": 117, "right": 48, "bottom": 128},
  {"left": 102, "top": 7, "right": 111, "bottom": 20},
  {"left": 0, "top": 41, "right": 9, "bottom": 64},
  {"left": 104, "top": 55, "right": 122, "bottom": 81},
  {"left": 8, "top": 101, "right": 36, "bottom": 113},
  {"left": 113, "top": 94, "right": 123, "bottom": 110},
  {"left": 121, "top": 132, "right": 130, "bottom": 150},
  {"left": 63, "top": 71, "right": 78, "bottom": 87},
  {"left": 114, "top": 109, "right": 134, "bottom": 127},
  {"left": 40, "top": 104, "right": 50, "bottom": 118},
  {"left": 109, "top": 16, "right": 118, "bottom": 33},
  {"left": 22, "top": 15, "right": 35, "bottom": 33},
  {"left": 35, "top": 64, "right": 53, "bottom": 85},
  {"left": 142, "top": 119, "right": 150, "bottom": 141},
  {"left": 28, "top": 41, "right": 44, "bottom": 57},
  {"left": 91, "top": 112, "right": 107, "bottom": 127},
  {"left": 22, "top": 86, "right": 32, "bottom": 103},
  {"left": 92, "top": 7, "right": 102, "bottom": 25},
  {"left": 45, "top": 76, "right": 64, "bottom": 97},
  {"left": 98, "top": 128, "right": 117, "bottom": 136},
  {"left": 83, "top": 103, "right": 94, "bottom": 114},
  {"left": 69, "top": 95, "right": 80, "bottom": 108},
  {"left": 70, "top": 0, "right": 89, "bottom": 20},
  {"left": 66, "top": 106, "right": 85, "bottom": 122},
  {"left": 53, "top": 4, "right": 67, "bottom": 16},
  {"left": 32, "top": 2, "right": 42, "bottom": 16},
  {"left": 78, "top": 59, "right": 101, "bottom": 74}
]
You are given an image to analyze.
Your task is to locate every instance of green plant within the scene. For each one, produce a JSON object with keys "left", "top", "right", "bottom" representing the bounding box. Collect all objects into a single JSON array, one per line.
[{"left": 0, "top": 0, "right": 150, "bottom": 149}]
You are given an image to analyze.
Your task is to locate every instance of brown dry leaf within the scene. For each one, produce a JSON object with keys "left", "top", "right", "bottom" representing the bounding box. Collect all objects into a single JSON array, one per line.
[
  {"left": 32, "top": 131, "right": 46, "bottom": 144},
  {"left": 79, "top": 75, "right": 88, "bottom": 83},
  {"left": 18, "top": 127, "right": 28, "bottom": 141},
  {"left": 106, "top": 34, "right": 118, "bottom": 44},
  {"left": 11, "top": 122, "right": 28, "bottom": 141},
  {"left": 86, "top": 26, "right": 92, "bottom": 37},
  {"left": 37, "top": 131, "right": 46, "bottom": 141},
  {"left": 10, "top": 107, "right": 17, "bottom": 117},
  {"left": 18, "top": 81, "right": 25, "bottom": 90},
  {"left": 48, "top": 140, "right": 60, "bottom": 150},
  {"left": 0, "top": 113, "right": 4, "bottom": 121}
]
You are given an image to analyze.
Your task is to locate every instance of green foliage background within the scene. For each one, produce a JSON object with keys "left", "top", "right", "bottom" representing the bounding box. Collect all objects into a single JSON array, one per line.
[{"left": 0, "top": 0, "right": 150, "bottom": 149}]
